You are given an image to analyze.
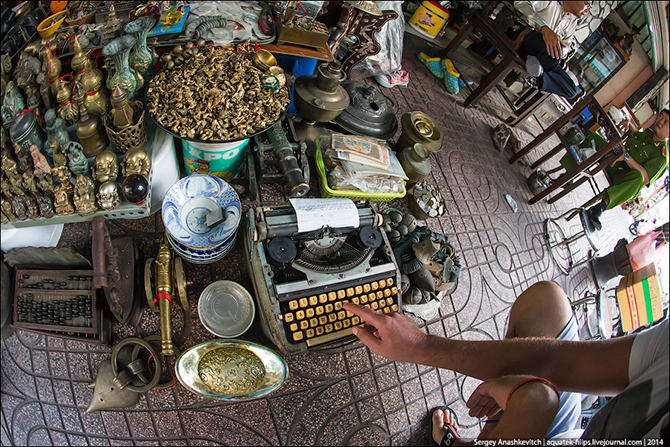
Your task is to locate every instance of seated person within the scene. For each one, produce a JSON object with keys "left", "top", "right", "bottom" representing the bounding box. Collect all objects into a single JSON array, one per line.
[
  {"left": 588, "top": 109, "right": 669, "bottom": 230},
  {"left": 510, "top": 1, "right": 592, "bottom": 100},
  {"left": 343, "top": 280, "right": 668, "bottom": 442}
]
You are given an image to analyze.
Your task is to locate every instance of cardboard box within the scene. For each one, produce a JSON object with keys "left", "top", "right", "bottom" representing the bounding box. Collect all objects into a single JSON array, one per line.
[{"left": 616, "top": 263, "right": 663, "bottom": 332}]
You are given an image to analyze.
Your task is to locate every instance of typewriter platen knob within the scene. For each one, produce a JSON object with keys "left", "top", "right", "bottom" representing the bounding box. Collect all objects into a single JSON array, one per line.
[
  {"left": 268, "top": 237, "right": 298, "bottom": 265},
  {"left": 358, "top": 226, "right": 383, "bottom": 250}
]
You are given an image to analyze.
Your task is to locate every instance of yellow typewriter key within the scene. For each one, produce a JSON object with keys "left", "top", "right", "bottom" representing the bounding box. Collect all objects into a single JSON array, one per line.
[
  {"left": 352, "top": 316, "right": 360, "bottom": 325},
  {"left": 300, "top": 320, "right": 309, "bottom": 330},
  {"left": 376, "top": 291, "right": 384, "bottom": 300},
  {"left": 325, "top": 303, "right": 333, "bottom": 313},
  {"left": 391, "top": 287, "right": 398, "bottom": 295},
  {"left": 363, "top": 284, "right": 371, "bottom": 293},
  {"left": 328, "top": 291, "right": 337, "bottom": 301},
  {"left": 306, "top": 328, "right": 315, "bottom": 338},
  {"left": 284, "top": 313, "right": 294, "bottom": 323},
  {"left": 306, "top": 308, "right": 315, "bottom": 318},
  {"left": 346, "top": 288, "right": 355, "bottom": 297},
  {"left": 369, "top": 293, "right": 377, "bottom": 302},
  {"left": 337, "top": 290, "right": 346, "bottom": 299},
  {"left": 384, "top": 289, "right": 391, "bottom": 297},
  {"left": 343, "top": 319, "right": 351, "bottom": 328},
  {"left": 386, "top": 278, "right": 394, "bottom": 286},
  {"left": 346, "top": 309, "right": 353, "bottom": 317},
  {"left": 371, "top": 301, "right": 378, "bottom": 310},
  {"left": 379, "top": 299, "right": 386, "bottom": 308},
  {"left": 334, "top": 301, "right": 342, "bottom": 311},
  {"left": 386, "top": 297, "right": 394, "bottom": 306},
  {"left": 316, "top": 306, "right": 324, "bottom": 315},
  {"left": 383, "top": 307, "right": 391, "bottom": 314},
  {"left": 379, "top": 279, "right": 386, "bottom": 288},
  {"left": 334, "top": 321, "right": 343, "bottom": 331},
  {"left": 360, "top": 295, "right": 368, "bottom": 304},
  {"left": 337, "top": 310, "right": 346, "bottom": 320},
  {"left": 299, "top": 297, "right": 308, "bottom": 308},
  {"left": 293, "top": 331, "right": 303, "bottom": 341},
  {"left": 290, "top": 323, "right": 298, "bottom": 332},
  {"left": 328, "top": 313, "right": 337, "bottom": 322},
  {"left": 371, "top": 282, "right": 379, "bottom": 291},
  {"left": 310, "top": 318, "right": 318, "bottom": 327},
  {"left": 391, "top": 304, "right": 398, "bottom": 312},
  {"left": 309, "top": 295, "right": 318, "bottom": 306},
  {"left": 319, "top": 315, "right": 328, "bottom": 325},
  {"left": 289, "top": 300, "right": 299, "bottom": 310},
  {"left": 316, "top": 326, "right": 324, "bottom": 335},
  {"left": 325, "top": 324, "right": 333, "bottom": 333},
  {"left": 319, "top": 294, "right": 328, "bottom": 304},
  {"left": 296, "top": 310, "right": 305, "bottom": 320},
  {"left": 352, "top": 297, "right": 360, "bottom": 305},
  {"left": 355, "top": 285, "right": 363, "bottom": 295}
]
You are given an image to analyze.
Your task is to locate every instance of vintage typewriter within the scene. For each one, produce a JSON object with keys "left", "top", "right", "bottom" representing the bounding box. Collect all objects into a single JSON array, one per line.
[{"left": 244, "top": 200, "right": 402, "bottom": 354}]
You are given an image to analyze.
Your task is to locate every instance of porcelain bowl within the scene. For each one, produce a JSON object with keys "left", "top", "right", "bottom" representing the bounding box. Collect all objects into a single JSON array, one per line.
[{"left": 162, "top": 175, "right": 241, "bottom": 249}]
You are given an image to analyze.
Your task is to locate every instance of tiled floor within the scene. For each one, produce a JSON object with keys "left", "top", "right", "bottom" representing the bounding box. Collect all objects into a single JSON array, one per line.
[{"left": 1, "top": 34, "right": 635, "bottom": 446}]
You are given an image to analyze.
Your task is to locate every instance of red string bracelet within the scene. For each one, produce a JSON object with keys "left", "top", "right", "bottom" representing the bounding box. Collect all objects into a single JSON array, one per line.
[{"left": 505, "top": 378, "right": 559, "bottom": 407}]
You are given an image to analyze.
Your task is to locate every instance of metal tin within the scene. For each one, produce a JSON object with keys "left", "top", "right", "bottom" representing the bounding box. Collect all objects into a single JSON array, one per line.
[{"left": 9, "top": 112, "right": 46, "bottom": 153}]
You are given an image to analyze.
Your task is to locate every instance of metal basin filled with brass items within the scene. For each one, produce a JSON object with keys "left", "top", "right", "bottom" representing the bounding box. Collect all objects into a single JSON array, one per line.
[
  {"left": 176, "top": 340, "right": 288, "bottom": 401},
  {"left": 396, "top": 112, "right": 443, "bottom": 153}
]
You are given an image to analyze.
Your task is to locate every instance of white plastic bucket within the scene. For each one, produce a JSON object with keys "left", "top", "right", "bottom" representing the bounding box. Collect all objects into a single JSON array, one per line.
[{"left": 182, "top": 138, "right": 249, "bottom": 182}]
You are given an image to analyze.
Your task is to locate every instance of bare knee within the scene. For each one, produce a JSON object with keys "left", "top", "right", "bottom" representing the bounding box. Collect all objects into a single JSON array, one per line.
[{"left": 506, "top": 281, "right": 573, "bottom": 339}]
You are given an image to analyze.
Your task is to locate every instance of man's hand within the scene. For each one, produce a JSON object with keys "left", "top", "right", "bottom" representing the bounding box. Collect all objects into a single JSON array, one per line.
[
  {"left": 541, "top": 26, "right": 566, "bottom": 59},
  {"left": 467, "top": 375, "right": 538, "bottom": 418},
  {"left": 343, "top": 302, "right": 429, "bottom": 363}
]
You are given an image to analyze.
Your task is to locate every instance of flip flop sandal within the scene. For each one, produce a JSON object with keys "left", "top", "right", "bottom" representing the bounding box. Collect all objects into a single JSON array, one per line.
[
  {"left": 441, "top": 59, "right": 460, "bottom": 94},
  {"left": 429, "top": 406, "right": 459, "bottom": 447},
  {"left": 418, "top": 52, "right": 445, "bottom": 79}
]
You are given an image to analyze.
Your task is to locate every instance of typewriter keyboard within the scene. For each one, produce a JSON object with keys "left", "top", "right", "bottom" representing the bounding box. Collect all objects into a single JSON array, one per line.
[{"left": 279, "top": 276, "right": 400, "bottom": 347}]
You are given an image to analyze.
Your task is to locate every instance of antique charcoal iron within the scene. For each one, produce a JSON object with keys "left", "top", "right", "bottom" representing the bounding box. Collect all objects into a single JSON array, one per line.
[{"left": 332, "top": 80, "right": 397, "bottom": 140}]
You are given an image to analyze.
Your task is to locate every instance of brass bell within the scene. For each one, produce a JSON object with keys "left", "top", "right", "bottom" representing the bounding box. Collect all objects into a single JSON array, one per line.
[{"left": 412, "top": 234, "right": 440, "bottom": 264}]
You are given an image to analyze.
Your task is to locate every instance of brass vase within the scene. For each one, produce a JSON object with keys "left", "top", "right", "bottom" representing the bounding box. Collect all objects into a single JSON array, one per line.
[
  {"left": 103, "top": 36, "right": 139, "bottom": 99},
  {"left": 125, "top": 17, "right": 157, "bottom": 80},
  {"left": 71, "top": 35, "right": 88, "bottom": 82},
  {"left": 81, "top": 58, "right": 110, "bottom": 118}
]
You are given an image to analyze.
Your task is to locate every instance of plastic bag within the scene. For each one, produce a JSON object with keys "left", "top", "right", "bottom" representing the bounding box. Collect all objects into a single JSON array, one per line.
[{"left": 348, "top": 1, "right": 405, "bottom": 79}]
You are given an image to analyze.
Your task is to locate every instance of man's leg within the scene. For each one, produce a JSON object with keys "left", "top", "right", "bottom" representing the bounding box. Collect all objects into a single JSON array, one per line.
[{"left": 482, "top": 281, "right": 581, "bottom": 438}]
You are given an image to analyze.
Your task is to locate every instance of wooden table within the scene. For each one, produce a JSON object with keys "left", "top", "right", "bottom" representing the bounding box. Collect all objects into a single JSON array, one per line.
[{"left": 509, "top": 91, "right": 627, "bottom": 205}]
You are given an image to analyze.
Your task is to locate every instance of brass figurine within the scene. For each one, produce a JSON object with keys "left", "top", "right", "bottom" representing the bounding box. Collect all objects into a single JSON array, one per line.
[
  {"left": 36, "top": 71, "right": 55, "bottom": 113},
  {"left": 13, "top": 141, "right": 32, "bottom": 172},
  {"left": 45, "top": 109, "right": 72, "bottom": 151},
  {"left": 24, "top": 194, "right": 39, "bottom": 220},
  {"left": 55, "top": 77, "right": 80, "bottom": 126},
  {"left": 73, "top": 174, "right": 98, "bottom": 216},
  {"left": 52, "top": 152, "right": 74, "bottom": 197},
  {"left": 1, "top": 81, "right": 26, "bottom": 129},
  {"left": 11, "top": 195, "right": 27, "bottom": 220},
  {"left": 37, "top": 194, "right": 55, "bottom": 218},
  {"left": 1, "top": 197, "right": 17, "bottom": 222},
  {"left": 97, "top": 181, "right": 120, "bottom": 211},
  {"left": 2, "top": 152, "right": 22, "bottom": 190},
  {"left": 22, "top": 168, "right": 39, "bottom": 196},
  {"left": 30, "top": 145, "right": 51, "bottom": 177},
  {"left": 65, "top": 141, "right": 90, "bottom": 176},
  {"left": 92, "top": 151, "right": 119, "bottom": 183},
  {"left": 54, "top": 183, "right": 75, "bottom": 215},
  {"left": 122, "top": 148, "right": 151, "bottom": 178}
]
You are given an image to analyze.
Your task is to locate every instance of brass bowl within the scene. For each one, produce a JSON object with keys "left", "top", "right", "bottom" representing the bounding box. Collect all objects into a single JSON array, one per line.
[
  {"left": 176, "top": 340, "right": 288, "bottom": 401},
  {"left": 253, "top": 49, "right": 277, "bottom": 71}
]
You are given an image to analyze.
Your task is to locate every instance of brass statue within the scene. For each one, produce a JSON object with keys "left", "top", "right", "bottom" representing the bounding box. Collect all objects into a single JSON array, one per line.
[
  {"left": 36, "top": 71, "right": 54, "bottom": 110},
  {"left": 65, "top": 141, "right": 90, "bottom": 177},
  {"left": 97, "top": 181, "right": 120, "bottom": 211},
  {"left": 122, "top": 148, "right": 151, "bottom": 178},
  {"left": 13, "top": 142, "right": 32, "bottom": 172},
  {"left": 1, "top": 179, "right": 13, "bottom": 198},
  {"left": 36, "top": 172, "right": 54, "bottom": 195},
  {"left": 153, "top": 237, "right": 175, "bottom": 356},
  {"left": 37, "top": 194, "right": 55, "bottom": 218},
  {"left": 1, "top": 81, "right": 25, "bottom": 129},
  {"left": 92, "top": 151, "right": 119, "bottom": 183},
  {"left": 45, "top": 109, "right": 71, "bottom": 152},
  {"left": 2, "top": 152, "right": 22, "bottom": 190},
  {"left": 22, "top": 168, "right": 39, "bottom": 196},
  {"left": 1, "top": 210, "right": 7, "bottom": 224},
  {"left": 52, "top": 152, "right": 74, "bottom": 197},
  {"left": 24, "top": 194, "right": 39, "bottom": 220},
  {"left": 73, "top": 174, "right": 98, "bottom": 216},
  {"left": 1, "top": 53, "right": 11, "bottom": 99},
  {"left": 1, "top": 197, "right": 17, "bottom": 222},
  {"left": 54, "top": 184, "right": 75, "bottom": 215},
  {"left": 11, "top": 195, "right": 27, "bottom": 220}
]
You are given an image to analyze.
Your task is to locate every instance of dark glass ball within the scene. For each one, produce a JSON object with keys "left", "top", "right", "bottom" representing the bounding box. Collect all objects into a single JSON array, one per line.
[{"left": 122, "top": 175, "right": 149, "bottom": 204}]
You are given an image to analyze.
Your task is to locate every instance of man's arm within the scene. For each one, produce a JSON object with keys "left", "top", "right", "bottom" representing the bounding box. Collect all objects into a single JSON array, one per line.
[
  {"left": 514, "top": 1, "right": 566, "bottom": 59},
  {"left": 343, "top": 303, "right": 635, "bottom": 396}
]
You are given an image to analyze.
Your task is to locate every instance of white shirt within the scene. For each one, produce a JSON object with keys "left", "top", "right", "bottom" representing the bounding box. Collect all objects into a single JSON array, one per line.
[{"left": 514, "top": 1, "right": 579, "bottom": 54}]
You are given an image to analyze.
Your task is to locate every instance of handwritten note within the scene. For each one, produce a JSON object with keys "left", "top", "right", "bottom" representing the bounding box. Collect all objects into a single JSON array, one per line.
[{"left": 289, "top": 199, "right": 359, "bottom": 233}]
